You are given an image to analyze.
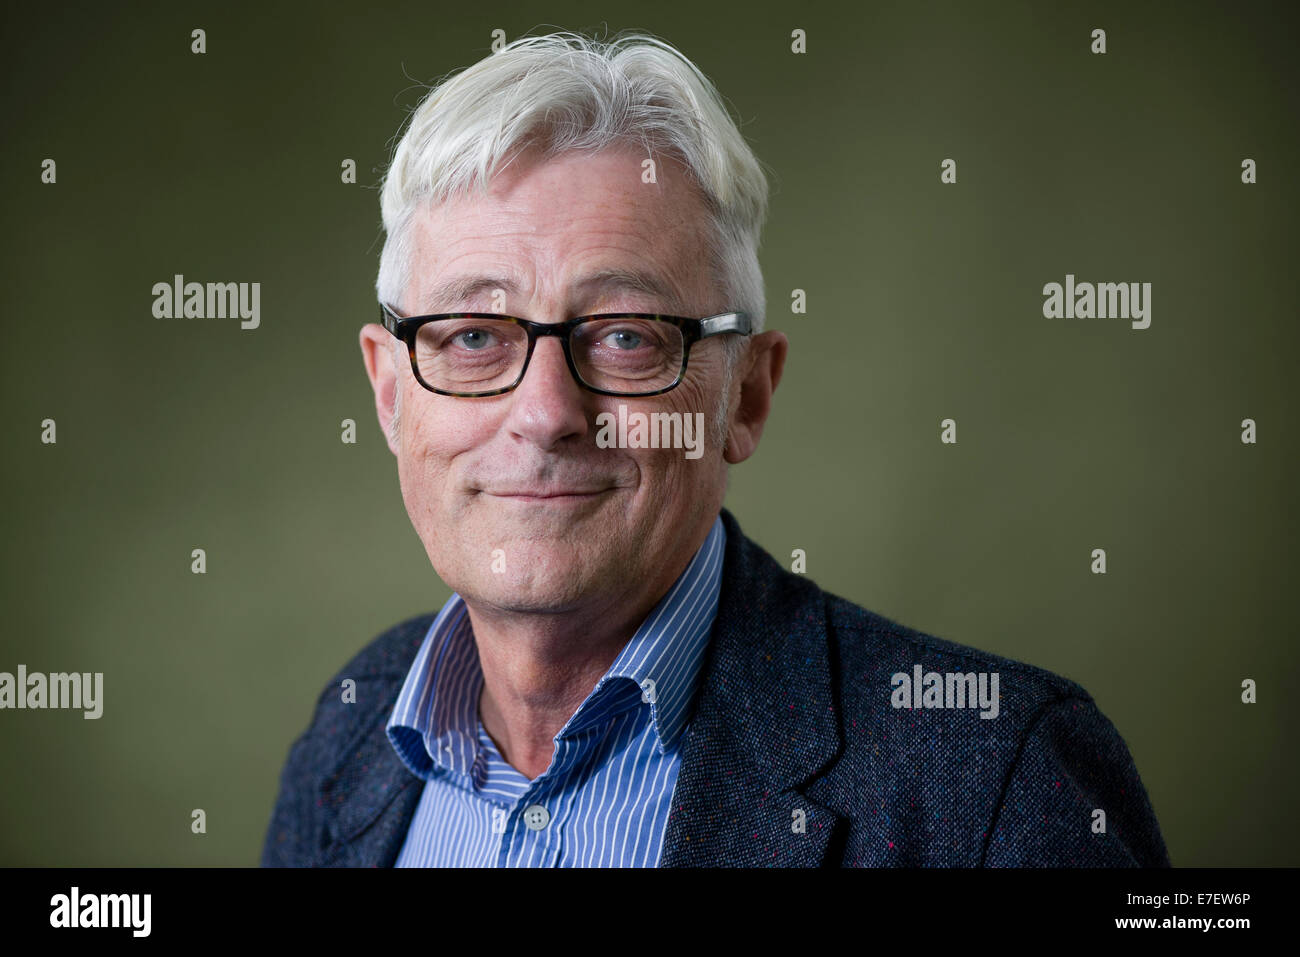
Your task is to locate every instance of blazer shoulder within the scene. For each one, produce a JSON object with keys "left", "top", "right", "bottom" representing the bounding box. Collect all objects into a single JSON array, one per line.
[
  {"left": 820, "top": 586, "right": 1091, "bottom": 706},
  {"left": 716, "top": 509, "right": 1089, "bottom": 717},
  {"left": 283, "top": 609, "right": 437, "bottom": 748},
  {"left": 334, "top": 611, "right": 437, "bottom": 683},
  {"left": 794, "top": 585, "right": 1168, "bottom": 866},
  {"left": 300, "top": 610, "right": 437, "bottom": 727}
]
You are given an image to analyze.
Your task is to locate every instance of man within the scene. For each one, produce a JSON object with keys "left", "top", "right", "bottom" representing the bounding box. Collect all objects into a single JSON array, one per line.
[{"left": 261, "top": 31, "right": 1169, "bottom": 867}]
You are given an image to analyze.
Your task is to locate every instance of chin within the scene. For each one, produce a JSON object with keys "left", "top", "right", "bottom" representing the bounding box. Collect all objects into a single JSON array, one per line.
[
  {"left": 467, "top": 574, "right": 601, "bottom": 615},
  {"left": 436, "top": 539, "right": 595, "bottom": 604}
]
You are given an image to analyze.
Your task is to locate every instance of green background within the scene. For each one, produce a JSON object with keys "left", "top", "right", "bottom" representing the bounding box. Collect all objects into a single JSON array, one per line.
[{"left": 2, "top": 0, "right": 1296, "bottom": 866}]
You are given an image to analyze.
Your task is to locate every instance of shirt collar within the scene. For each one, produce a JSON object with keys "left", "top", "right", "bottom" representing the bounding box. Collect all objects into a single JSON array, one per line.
[{"left": 386, "top": 514, "right": 726, "bottom": 780}]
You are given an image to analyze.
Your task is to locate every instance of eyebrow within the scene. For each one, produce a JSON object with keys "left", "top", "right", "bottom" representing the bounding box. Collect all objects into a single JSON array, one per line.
[{"left": 418, "top": 267, "right": 694, "bottom": 316}]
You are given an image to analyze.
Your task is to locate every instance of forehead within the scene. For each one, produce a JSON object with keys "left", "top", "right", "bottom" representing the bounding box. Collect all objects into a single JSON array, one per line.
[{"left": 405, "top": 146, "right": 713, "bottom": 313}]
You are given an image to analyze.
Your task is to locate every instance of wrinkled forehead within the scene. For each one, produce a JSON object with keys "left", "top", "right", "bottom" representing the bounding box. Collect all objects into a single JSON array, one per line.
[{"left": 403, "top": 146, "right": 716, "bottom": 315}]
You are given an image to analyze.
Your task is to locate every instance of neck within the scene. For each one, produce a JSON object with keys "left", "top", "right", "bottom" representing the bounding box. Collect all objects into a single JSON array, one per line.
[
  {"left": 464, "top": 511, "right": 720, "bottom": 780},
  {"left": 467, "top": 594, "right": 647, "bottom": 780}
]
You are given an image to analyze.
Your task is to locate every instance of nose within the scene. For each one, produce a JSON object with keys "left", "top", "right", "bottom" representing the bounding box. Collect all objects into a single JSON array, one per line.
[{"left": 500, "top": 334, "right": 590, "bottom": 450}]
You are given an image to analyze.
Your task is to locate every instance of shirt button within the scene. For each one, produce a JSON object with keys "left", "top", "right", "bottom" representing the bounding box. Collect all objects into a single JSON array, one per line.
[{"left": 522, "top": 805, "right": 550, "bottom": 831}]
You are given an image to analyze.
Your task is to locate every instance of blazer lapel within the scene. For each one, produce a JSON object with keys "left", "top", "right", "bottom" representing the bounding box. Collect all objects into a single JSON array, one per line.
[{"left": 660, "top": 509, "right": 845, "bottom": 866}]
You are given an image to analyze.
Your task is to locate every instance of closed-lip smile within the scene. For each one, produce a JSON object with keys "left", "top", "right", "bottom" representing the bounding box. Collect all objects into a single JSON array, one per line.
[{"left": 485, "top": 488, "right": 611, "bottom": 500}]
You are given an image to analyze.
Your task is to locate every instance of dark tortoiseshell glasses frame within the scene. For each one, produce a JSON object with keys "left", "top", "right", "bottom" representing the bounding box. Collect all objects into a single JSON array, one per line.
[{"left": 379, "top": 302, "right": 752, "bottom": 397}]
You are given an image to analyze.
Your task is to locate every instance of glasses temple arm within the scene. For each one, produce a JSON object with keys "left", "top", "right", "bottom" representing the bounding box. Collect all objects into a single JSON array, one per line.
[{"left": 699, "top": 312, "right": 751, "bottom": 337}]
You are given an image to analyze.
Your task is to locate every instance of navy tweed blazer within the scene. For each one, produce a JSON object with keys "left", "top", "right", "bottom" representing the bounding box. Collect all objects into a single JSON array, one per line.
[{"left": 261, "top": 507, "right": 1170, "bottom": 867}]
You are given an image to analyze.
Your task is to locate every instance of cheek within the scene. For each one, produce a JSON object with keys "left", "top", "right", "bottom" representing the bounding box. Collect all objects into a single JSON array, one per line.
[
  {"left": 398, "top": 395, "right": 482, "bottom": 489},
  {"left": 667, "top": 370, "right": 724, "bottom": 447},
  {"left": 623, "top": 391, "right": 720, "bottom": 492}
]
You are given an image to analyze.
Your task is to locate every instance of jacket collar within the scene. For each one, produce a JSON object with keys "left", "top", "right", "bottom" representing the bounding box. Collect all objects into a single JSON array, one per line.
[{"left": 315, "top": 507, "right": 843, "bottom": 867}]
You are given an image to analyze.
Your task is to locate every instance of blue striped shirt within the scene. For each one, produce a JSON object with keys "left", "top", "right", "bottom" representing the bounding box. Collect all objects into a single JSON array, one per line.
[{"left": 385, "top": 515, "right": 725, "bottom": 867}]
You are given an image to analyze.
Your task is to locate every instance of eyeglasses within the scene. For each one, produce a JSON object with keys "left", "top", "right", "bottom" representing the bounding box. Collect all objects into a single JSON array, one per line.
[{"left": 379, "top": 302, "right": 751, "bottom": 397}]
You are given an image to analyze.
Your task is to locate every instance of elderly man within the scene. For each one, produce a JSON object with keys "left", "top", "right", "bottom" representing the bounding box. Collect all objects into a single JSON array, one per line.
[{"left": 261, "top": 32, "right": 1170, "bottom": 867}]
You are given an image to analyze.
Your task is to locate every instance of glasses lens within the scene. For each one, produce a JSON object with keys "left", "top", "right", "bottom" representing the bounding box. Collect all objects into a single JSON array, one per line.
[
  {"left": 414, "top": 317, "right": 528, "bottom": 393},
  {"left": 571, "top": 317, "right": 685, "bottom": 394}
]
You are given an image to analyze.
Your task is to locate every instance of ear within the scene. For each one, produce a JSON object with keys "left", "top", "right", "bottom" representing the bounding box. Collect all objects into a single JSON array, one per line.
[
  {"left": 723, "top": 330, "right": 787, "bottom": 464},
  {"left": 359, "top": 324, "right": 400, "bottom": 456}
]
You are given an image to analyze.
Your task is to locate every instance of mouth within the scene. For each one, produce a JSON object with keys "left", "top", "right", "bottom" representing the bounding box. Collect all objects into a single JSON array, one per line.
[{"left": 482, "top": 488, "right": 614, "bottom": 504}]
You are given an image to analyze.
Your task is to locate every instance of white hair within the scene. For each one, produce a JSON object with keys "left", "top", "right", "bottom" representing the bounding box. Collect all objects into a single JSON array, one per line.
[{"left": 375, "top": 29, "right": 770, "bottom": 447}]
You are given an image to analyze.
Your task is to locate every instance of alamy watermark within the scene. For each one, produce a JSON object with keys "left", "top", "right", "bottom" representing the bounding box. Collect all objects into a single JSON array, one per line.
[
  {"left": 1042, "top": 273, "right": 1151, "bottom": 329},
  {"left": 0, "top": 665, "right": 103, "bottom": 718},
  {"left": 890, "top": 664, "right": 1000, "bottom": 719},
  {"left": 50, "top": 887, "right": 150, "bottom": 937},
  {"left": 595, "top": 404, "right": 705, "bottom": 459},
  {"left": 152, "top": 274, "right": 260, "bottom": 329}
]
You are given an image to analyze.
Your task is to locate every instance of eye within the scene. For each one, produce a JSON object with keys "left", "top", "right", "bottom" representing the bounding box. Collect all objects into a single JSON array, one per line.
[
  {"left": 451, "top": 327, "right": 495, "bottom": 350},
  {"left": 602, "top": 328, "right": 644, "bottom": 350}
]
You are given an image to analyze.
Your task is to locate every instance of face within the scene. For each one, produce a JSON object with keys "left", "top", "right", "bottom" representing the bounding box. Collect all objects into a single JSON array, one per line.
[{"left": 361, "top": 145, "right": 779, "bottom": 620}]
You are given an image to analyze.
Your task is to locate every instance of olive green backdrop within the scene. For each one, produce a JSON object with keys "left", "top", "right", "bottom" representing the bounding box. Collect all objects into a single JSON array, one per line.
[{"left": 2, "top": 0, "right": 1296, "bottom": 866}]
